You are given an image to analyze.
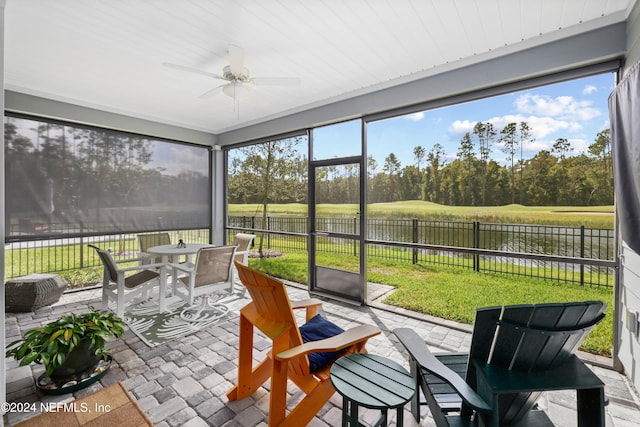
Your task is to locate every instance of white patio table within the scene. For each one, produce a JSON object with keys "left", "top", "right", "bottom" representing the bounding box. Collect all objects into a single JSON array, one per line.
[
  {"left": 146, "top": 243, "right": 215, "bottom": 301},
  {"left": 146, "top": 243, "right": 214, "bottom": 263}
]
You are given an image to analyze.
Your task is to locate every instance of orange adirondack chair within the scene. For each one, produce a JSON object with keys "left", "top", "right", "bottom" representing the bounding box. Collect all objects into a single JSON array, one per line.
[{"left": 227, "top": 262, "right": 380, "bottom": 427}]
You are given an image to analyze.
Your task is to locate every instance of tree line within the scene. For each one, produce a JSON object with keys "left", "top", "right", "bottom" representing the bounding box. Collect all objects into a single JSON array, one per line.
[
  {"left": 228, "top": 122, "right": 613, "bottom": 207},
  {"left": 370, "top": 122, "right": 612, "bottom": 206},
  {"left": 4, "top": 118, "right": 209, "bottom": 233}
]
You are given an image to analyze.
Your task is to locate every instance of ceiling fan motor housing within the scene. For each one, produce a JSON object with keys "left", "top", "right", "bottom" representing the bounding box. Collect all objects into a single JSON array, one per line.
[{"left": 222, "top": 65, "right": 250, "bottom": 82}]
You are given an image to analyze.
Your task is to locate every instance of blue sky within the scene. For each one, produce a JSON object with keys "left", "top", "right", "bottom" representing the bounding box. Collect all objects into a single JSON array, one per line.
[
  {"left": 365, "top": 72, "right": 615, "bottom": 169},
  {"left": 313, "top": 72, "right": 615, "bottom": 169}
]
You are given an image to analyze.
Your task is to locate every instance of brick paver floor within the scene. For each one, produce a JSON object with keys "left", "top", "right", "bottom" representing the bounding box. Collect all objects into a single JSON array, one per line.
[{"left": 5, "top": 283, "right": 640, "bottom": 426}]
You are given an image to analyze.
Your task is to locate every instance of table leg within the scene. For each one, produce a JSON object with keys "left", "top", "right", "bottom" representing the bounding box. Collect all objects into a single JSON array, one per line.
[
  {"left": 170, "top": 262, "right": 178, "bottom": 296},
  {"left": 371, "top": 409, "right": 388, "bottom": 427},
  {"left": 158, "top": 265, "right": 167, "bottom": 313},
  {"left": 577, "top": 387, "right": 605, "bottom": 427},
  {"left": 342, "top": 397, "right": 349, "bottom": 427},
  {"left": 408, "top": 359, "right": 420, "bottom": 422},
  {"left": 349, "top": 400, "right": 359, "bottom": 427},
  {"left": 379, "top": 408, "right": 388, "bottom": 427}
]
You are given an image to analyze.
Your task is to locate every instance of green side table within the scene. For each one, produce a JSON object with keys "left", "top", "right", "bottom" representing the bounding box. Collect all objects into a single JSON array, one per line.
[{"left": 330, "top": 353, "right": 416, "bottom": 427}]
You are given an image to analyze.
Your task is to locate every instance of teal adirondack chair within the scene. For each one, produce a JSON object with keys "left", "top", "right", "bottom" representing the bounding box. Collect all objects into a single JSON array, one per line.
[{"left": 395, "top": 301, "right": 607, "bottom": 426}]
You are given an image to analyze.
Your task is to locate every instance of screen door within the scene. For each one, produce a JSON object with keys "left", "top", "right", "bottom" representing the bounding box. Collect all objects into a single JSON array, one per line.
[{"left": 309, "top": 121, "right": 366, "bottom": 304}]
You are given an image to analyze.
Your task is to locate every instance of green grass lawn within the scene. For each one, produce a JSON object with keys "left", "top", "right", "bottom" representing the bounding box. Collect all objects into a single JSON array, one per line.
[
  {"left": 8, "top": 201, "right": 615, "bottom": 356},
  {"left": 232, "top": 201, "right": 614, "bottom": 357},
  {"left": 248, "top": 251, "right": 614, "bottom": 357},
  {"left": 230, "top": 201, "right": 614, "bottom": 228}
]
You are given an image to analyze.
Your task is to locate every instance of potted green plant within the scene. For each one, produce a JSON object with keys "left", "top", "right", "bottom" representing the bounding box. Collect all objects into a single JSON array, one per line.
[{"left": 6, "top": 308, "right": 125, "bottom": 379}]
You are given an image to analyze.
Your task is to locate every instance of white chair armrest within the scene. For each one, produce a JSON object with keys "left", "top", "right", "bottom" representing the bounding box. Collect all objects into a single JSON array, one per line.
[
  {"left": 234, "top": 250, "right": 249, "bottom": 265},
  {"left": 118, "top": 262, "right": 166, "bottom": 272},
  {"left": 170, "top": 262, "right": 195, "bottom": 274},
  {"left": 116, "top": 257, "right": 144, "bottom": 265}
]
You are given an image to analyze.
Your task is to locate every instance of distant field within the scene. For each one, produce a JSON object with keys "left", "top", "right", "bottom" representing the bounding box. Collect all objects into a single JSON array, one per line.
[{"left": 229, "top": 201, "right": 614, "bottom": 228}]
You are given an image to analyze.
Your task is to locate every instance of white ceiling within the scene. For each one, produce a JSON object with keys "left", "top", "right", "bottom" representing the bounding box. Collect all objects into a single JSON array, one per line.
[{"left": 5, "top": 0, "right": 635, "bottom": 136}]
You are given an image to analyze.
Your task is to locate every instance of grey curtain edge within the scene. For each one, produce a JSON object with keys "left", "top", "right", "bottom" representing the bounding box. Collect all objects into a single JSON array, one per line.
[{"left": 610, "top": 60, "right": 640, "bottom": 254}]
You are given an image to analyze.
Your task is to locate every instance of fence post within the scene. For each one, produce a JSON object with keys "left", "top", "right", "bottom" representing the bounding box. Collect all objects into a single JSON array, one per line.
[
  {"left": 580, "top": 225, "right": 585, "bottom": 286},
  {"left": 354, "top": 216, "right": 358, "bottom": 256},
  {"left": 412, "top": 219, "right": 418, "bottom": 264},
  {"left": 474, "top": 222, "right": 480, "bottom": 272},
  {"left": 306, "top": 216, "right": 309, "bottom": 252},
  {"left": 79, "top": 223, "right": 84, "bottom": 269},
  {"left": 267, "top": 216, "right": 271, "bottom": 249}
]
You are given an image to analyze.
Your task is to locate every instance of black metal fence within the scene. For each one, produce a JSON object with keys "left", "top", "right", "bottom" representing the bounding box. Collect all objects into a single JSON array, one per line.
[
  {"left": 5, "top": 215, "right": 616, "bottom": 288},
  {"left": 5, "top": 229, "right": 210, "bottom": 279},
  {"left": 229, "top": 215, "right": 616, "bottom": 287},
  {"left": 7, "top": 212, "right": 209, "bottom": 241}
]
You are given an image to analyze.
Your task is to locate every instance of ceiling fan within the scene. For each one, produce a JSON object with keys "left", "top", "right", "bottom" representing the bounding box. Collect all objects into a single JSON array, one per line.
[{"left": 163, "top": 45, "right": 301, "bottom": 102}]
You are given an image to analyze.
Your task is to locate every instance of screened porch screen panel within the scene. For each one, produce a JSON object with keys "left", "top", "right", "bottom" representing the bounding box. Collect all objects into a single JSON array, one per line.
[{"left": 4, "top": 116, "right": 211, "bottom": 240}]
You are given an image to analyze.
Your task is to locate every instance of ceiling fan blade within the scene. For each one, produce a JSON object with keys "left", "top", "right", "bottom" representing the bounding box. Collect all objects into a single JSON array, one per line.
[
  {"left": 228, "top": 45, "right": 245, "bottom": 76},
  {"left": 251, "top": 77, "right": 301, "bottom": 86},
  {"left": 163, "top": 62, "right": 224, "bottom": 80},
  {"left": 198, "top": 85, "right": 225, "bottom": 99}
]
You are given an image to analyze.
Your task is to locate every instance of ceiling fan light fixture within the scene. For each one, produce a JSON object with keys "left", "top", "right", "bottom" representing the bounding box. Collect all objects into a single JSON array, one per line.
[{"left": 222, "top": 82, "right": 251, "bottom": 100}]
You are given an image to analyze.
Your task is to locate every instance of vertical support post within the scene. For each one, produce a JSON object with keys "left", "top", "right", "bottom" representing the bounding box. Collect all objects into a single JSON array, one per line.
[
  {"left": 412, "top": 219, "right": 418, "bottom": 265},
  {"left": 267, "top": 216, "right": 271, "bottom": 249},
  {"left": 79, "top": 223, "right": 85, "bottom": 268},
  {"left": 474, "top": 221, "right": 480, "bottom": 272},
  {"left": 354, "top": 216, "right": 358, "bottom": 256},
  {"left": 580, "top": 225, "right": 585, "bottom": 286}
]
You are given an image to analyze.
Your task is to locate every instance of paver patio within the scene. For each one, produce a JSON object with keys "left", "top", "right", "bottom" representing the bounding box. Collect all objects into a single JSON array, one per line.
[{"left": 4, "top": 283, "right": 640, "bottom": 426}]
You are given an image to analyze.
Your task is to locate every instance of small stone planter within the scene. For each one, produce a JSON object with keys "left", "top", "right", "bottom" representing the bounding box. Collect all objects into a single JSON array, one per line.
[{"left": 5, "top": 274, "right": 67, "bottom": 312}]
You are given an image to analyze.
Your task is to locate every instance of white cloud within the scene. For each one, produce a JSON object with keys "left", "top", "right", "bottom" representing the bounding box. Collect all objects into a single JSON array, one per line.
[
  {"left": 569, "top": 138, "right": 589, "bottom": 154},
  {"left": 524, "top": 116, "right": 582, "bottom": 137},
  {"left": 523, "top": 139, "right": 551, "bottom": 153},
  {"left": 514, "top": 93, "right": 600, "bottom": 121},
  {"left": 449, "top": 114, "right": 583, "bottom": 141},
  {"left": 155, "top": 146, "right": 208, "bottom": 176},
  {"left": 484, "top": 114, "right": 526, "bottom": 132},
  {"left": 526, "top": 137, "right": 589, "bottom": 155},
  {"left": 445, "top": 88, "right": 606, "bottom": 161},
  {"left": 448, "top": 119, "right": 476, "bottom": 135},
  {"left": 405, "top": 112, "right": 424, "bottom": 121}
]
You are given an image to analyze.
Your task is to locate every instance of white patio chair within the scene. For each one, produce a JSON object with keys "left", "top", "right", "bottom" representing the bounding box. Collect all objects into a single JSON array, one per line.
[
  {"left": 89, "top": 244, "right": 166, "bottom": 318},
  {"left": 137, "top": 232, "right": 171, "bottom": 265},
  {"left": 231, "top": 233, "right": 255, "bottom": 266},
  {"left": 171, "top": 245, "right": 237, "bottom": 322},
  {"left": 231, "top": 233, "right": 254, "bottom": 296}
]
